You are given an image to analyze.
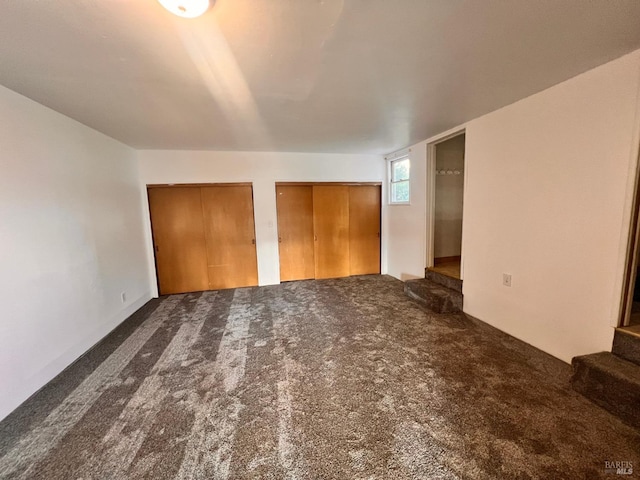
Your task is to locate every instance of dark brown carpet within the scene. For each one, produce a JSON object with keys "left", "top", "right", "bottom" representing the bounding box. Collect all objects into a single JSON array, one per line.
[{"left": 0, "top": 275, "right": 638, "bottom": 479}]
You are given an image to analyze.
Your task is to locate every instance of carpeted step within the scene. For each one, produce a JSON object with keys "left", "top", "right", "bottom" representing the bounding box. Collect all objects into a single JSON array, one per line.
[
  {"left": 571, "top": 352, "right": 640, "bottom": 430},
  {"left": 404, "top": 278, "right": 462, "bottom": 313},
  {"left": 424, "top": 269, "right": 463, "bottom": 292},
  {"left": 612, "top": 329, "right": 640, "bottom": 366}
]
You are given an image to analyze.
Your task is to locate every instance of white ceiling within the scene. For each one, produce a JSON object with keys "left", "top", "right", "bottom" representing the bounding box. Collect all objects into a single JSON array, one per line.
[{"left": 2, "top": 1, "right": 640, "bottom": 154}]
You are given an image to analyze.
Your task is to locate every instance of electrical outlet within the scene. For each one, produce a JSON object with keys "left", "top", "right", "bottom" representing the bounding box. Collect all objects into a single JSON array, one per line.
[
  {"left": 503, "top": 274, "right": 512, "bottom": 287},
  {"left": 121, "top": 292, "right": 127, "bottom": 303}
]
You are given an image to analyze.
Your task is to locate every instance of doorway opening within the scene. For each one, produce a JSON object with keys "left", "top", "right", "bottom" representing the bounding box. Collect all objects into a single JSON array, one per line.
[
  {"left": 619, "top": 152, "right": 640, "bottom": 335},
  {"left": 619, "top": 248, "right": 640, "bottom": 336},
  {"left": 618, "top": 136, "right": 640, "bottom": 335},
  {"left": 427, "top": 132, "right": 465, "bottom": 280},
  {"left": 626, "top": 278, "right": 640, "bottom": 331}
]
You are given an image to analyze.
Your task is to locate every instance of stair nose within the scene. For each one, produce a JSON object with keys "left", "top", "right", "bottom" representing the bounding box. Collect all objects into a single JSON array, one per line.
[
  {"left": 404, "top": 278, "right": 462, "bottom": 314},
  {"left": 571, "top": 352, "right": 640, "bottom": 430}
]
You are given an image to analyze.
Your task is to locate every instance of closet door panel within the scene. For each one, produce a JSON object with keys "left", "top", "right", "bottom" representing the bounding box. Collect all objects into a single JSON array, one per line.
[
  {"left": 148, "top": 187, "right": 209, "bottom": 295},
  {"left": 201, "top": 185, "right": 258, "bottom": 290},
  {"left": 276, "top": 186, "right": 315, "bottom": 281},
  {"left": 313, "top": 185, "right": 350, "bottom": 279},
  {"left": 349, "top": 186, "right": 381, "bottom": 275}
]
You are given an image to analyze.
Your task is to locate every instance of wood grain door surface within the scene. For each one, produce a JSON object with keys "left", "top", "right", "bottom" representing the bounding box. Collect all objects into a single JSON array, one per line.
[
  {"left": 151, "top": 183, "right": 380, "bottom": 293},
  {"left": 313, "top": 185, "right": 350, "bottom": 279},
  {"left": 349, "top": 185, "right": 381, "bottom": 275},
  {"left": 276, "top": 185, "right": 315, "bottom": 281},
  {"left": 148, "top": 187, "right": 209, "bottom": 295},
  {"left": 200, "top": 185, "right": 259, "bottom": 290}
]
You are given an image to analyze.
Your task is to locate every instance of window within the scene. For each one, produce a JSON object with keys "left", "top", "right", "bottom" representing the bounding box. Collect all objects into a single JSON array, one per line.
[{"left": 390, "top": 157, "right": 410, "bottom": 204}]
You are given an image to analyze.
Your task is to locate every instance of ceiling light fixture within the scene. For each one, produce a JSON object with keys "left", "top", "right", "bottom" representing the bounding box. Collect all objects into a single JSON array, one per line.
[{"left": 157, "top": 0, "right": 211, "bottom": 18}]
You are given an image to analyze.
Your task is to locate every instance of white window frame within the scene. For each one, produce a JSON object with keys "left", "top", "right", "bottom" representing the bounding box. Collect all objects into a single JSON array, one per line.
[{"left": 389, "top": 155, "right": 411, "bottom": 205}]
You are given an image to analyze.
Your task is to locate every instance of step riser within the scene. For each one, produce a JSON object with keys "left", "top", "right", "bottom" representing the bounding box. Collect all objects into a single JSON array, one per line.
[
  {"left": 404, "top": 280, "right": 463, "bottom": 314},
  {"left": 571, "top": 354, "right": 640, "bottom": 430},
  {"left": 424, "top": 269, "right": 463, "bottom": 292},
  {"left": 612, "top": 331, "right": 640, "bottom": 366},
  {"left": 405, "top": 287, "right": 461, "bottom": 314}
]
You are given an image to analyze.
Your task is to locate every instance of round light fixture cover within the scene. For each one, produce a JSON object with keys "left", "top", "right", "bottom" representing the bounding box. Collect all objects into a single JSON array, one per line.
[{"left": 158, "top": 0, "right": 211, "bottom": 18}]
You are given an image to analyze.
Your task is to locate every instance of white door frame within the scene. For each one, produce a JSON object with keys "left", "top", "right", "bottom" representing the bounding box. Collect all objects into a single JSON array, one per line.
[
  {"left": 425, "top": 129, "right": 467, "bottom": 278},
  {"left": 619, "top": 138, "right": 640, "bottom": 327}
]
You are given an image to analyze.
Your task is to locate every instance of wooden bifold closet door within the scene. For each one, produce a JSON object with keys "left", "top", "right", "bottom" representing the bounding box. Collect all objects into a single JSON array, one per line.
[
  {"left": 148, "top": 187, "right": 210, "bottom": 295},
  {"left": 276, "top": 186, "right": 315, "bottom": 281},
  {"left": 201, "top": 185, "right": 259, "bottom": 290},
  {"left": 313, "top": 185, "right": 351, "bottom": 279},
  {"left": 349, "top": 185, "right": 381, "bottom": 275},
  {"left": 276, "top": 183, "right": 381, "bottom": 282},
  {"left": 148, "top": 185, "right": 258, "bottom": 295}
]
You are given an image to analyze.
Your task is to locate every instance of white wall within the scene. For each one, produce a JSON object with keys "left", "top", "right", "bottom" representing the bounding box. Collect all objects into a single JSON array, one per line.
[
  {"left": 137, "top": 151, "right": 385, "bottom": 294},
  {"left": 0, "top": 85, "right": 151, "bottom": 421},
  {"left": 387, "top": 49, "right": 640, "bottom": 363},
  {"left": 385, "top": 145, "right": 428, "bottom": 280},
  {"left": 434, "top": 135, "right": 465, "bottom": 259}
]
